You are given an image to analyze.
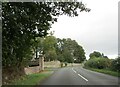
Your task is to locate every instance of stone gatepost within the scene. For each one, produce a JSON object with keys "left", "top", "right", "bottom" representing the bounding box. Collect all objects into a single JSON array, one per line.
[{"left": 39, "top": 55, "right": 44, "bottom": 71}]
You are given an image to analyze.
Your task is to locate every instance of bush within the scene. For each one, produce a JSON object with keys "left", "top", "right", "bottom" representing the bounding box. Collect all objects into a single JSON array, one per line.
[
  {"left": 84, "top": 57, "right": 111, "bottom": 69},
  {"left": 110, "top": 57, "right": 120, "bottom": 72}
]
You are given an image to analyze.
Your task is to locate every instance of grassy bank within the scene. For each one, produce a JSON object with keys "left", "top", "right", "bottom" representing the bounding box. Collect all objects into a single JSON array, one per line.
[
  {"left": 84, "top": 67, "right": 120, "bottom": 77},
  {"left": 10, "top": 71, "right": 53, "bottom": 86}
]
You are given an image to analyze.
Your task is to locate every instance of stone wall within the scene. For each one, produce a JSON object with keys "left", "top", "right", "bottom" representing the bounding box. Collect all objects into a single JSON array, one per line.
[
  {"left": 44, "top": 61, "right": 61, "bottom": 68},
  {"left": 24, "top": 56, "right": 44, "bottom": 75},
  {"left": 24, "top": 60, "right": 60, "bottom": 75},
  {"left": 24, "top": 66, "right": 40, "bottom": 75}
]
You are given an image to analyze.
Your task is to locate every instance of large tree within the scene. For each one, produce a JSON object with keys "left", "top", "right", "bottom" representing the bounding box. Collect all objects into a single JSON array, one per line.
[
  {"left": 56, "top": 38, "right": 86, "bottom": 63},
  {"left": 2, "top": 2, "right": 90, "bottom": 83},
  {"left": 2, "top": 2, "right": 90, "bottom": 68},
  {"left": 43, "top": 35, "right": 57, "bottom": 61}
]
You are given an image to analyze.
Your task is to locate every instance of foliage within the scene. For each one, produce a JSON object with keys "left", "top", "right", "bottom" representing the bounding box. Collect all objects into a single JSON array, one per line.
[
  {"left": 31, "top": 36, "right": 86, "bottom": 63},
  {"left": 31, "top": 37, "right": 44, "bottom": 59},
  {"left": 63, "top": 49, "right": 74, "bottom": 63},
  {"left": 57, "top": 54, "right": 65, "bottom": 62},
  {"left": 2, "top": 2, "right": 90, "bottom": 68},
  {"left": 56, "top": 38, "right": 86, "bottom": 63},
  {"left": 85, "top": 54, "right": 120, "bottom": 73},
  {"left": 110, "top": 57, "right": 120, "bottom": 72},
  {"left": 84, "top": 57, "right": 111, "bottom": 69},
  {"left": 45, "top": 49, "right": 57, "bottom": 61},
  {"left": 2, "top": 2, "right": 90, "bottom": 84},
  {"left": 74, "top": 44, "right": 86, "bottom": 63},
  {"left": 43, "top": 35, "right": 57, "bottom": 61},
  {"left": 89, "top": 51, "right": 102, "bottom": 59},
  {"left": 89, "top": 51, "right": 108, "bottom": 59}
]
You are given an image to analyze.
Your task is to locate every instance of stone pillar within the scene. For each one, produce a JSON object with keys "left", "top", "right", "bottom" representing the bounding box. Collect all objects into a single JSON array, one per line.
[
  {"left": 39, "top": 55, "right": 44, "bottom": 71},
  {"left": 41, "top": 56, "right": 44, "bottom": 71}
]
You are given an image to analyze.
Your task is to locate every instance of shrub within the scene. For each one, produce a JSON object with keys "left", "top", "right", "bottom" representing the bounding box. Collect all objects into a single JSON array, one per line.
[
  {"left": 84, "top": 57, "right": 111, "bottom": 69},
  {"left": 110, "top": 57, "right": 120, "bottom": 72}
]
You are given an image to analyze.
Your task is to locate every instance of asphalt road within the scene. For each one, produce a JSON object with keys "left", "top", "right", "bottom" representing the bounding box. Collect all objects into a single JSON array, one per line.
[{"left": 39, "top": 66, "right": 119, "bottom": 85}]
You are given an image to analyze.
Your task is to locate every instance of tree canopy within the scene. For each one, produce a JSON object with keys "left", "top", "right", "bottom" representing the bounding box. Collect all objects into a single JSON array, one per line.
[
  {"left": 2, "top": 2, "right": 90, "bottom": 68},
  {"left": 2, "top": 1, "right": 91, "bottom": 84},
  {"left": 32, "top": 36, "right": 86, "bottom": 63},
  {"left": 56, "top": 38, "right": 86, "bottom": 63},
  {"left": 89, "top": 51, "right": 108, "bottom": 59},
  {"left": 43, "top": 35, "right": 57, "bottom": 61}
]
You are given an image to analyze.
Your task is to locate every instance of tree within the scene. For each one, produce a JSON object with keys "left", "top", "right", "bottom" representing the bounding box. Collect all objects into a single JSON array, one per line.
[
  {"left": 74, "top": 45, "right": 86, "bottom": 63},
  {"left": 89, "top": 51, "right": 102, "bottom": 59},
  {"left": 43, "top": 35, "right": 57, "bottom": 61},
  {"left": 101, "top": 53, "right": 108, "bottom": 58},
  {"left": 89, "top": 51, "right": 108, "bottom": 59},
  {"left": 111, "top": 57, "right": 120, "bottom": 72},
  {"left": 63, "top": 49, "right": 74, "bottom": 63},
  {"left": 56, "top": 38, "right": 86, "bottom": 63},
  {"left": 2, "top": 2, "right": 90, "bottom": 83},
  {"left": 45, "top": 49, "right": 57, "bottom": 61},
  {"left": 84, "top": 57, "right": 111, "bottom": 69},
  {"left": 31, "top": 37, "right": 44, "bottom": 59},
  {"left": 3, "top": 2, "right": 90, "bottom": 67},
  {"left": 57, "top": 54, "right": 65, "bottom": 62}
]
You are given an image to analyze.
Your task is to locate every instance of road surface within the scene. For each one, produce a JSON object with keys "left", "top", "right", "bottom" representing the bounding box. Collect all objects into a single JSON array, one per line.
[{"left": 39, "top": 66, "right": 119, "bottom": 86}]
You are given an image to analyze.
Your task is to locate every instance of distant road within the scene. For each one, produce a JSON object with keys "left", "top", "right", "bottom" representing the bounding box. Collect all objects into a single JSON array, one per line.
[{"left": 38, "top": 66, "right": 119, "bottom": 86}]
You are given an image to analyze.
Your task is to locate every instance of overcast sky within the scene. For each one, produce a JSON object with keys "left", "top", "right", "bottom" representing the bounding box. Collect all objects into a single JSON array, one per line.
[{"left": 50, "top": 0, "right": 119, "bottom": 59}]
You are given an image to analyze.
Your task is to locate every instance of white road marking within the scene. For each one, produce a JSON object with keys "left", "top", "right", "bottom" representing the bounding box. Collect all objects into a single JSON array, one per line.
[
  {"left": 72, "top": 68, "right": 77, "bottom": 73},
  {"left": 72, "top": 68, "right": 74, "bottom": 70},
  {"left": 78, "top": 74, "right": 88, "bottom": 82},
  {"left": 74, "top": 70, "right": 77, "bottom": 73},
  {"left": 72, "top": 68, "right": 88, "bottom": 82}
]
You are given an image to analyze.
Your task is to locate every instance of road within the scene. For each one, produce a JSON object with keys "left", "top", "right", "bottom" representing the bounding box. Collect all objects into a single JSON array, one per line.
[{"left": 39, "top": 66, "right": 119, "bottom": 86}]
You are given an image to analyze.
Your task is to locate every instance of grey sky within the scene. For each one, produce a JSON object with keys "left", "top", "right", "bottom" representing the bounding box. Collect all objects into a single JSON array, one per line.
[{"left": 50, "top": 0, "right": 119, "bottom": 59}]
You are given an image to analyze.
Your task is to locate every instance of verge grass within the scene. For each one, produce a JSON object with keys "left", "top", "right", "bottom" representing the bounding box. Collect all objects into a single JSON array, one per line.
[
  {"left": 10, "top": 71, "right": 53, "bottom": 86},
  {"left": 84, "top": 67, "right": 120, "bottom": 77}
]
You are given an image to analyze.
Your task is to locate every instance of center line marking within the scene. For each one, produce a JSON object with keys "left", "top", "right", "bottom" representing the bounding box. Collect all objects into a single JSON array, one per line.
[
  {"left": 78, "top": 74, "right": 88, "bottom": 82},
  {"left": 72, "top": 68, "right": 76, "bottom": 73},
  {"left": 72, "top": 68, "right": 88, "bottom": 82},
  {"left": 74, "top": 70, "right": 76, "bottom": 73}
]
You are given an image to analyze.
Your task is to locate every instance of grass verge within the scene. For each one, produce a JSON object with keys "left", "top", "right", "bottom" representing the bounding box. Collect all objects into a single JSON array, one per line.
[
  {"left": 10, "top": 71, "right": 53, "bottom": 86},
  {"left": 84, "top": 67, "right": 120, "bottom": 77}
]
